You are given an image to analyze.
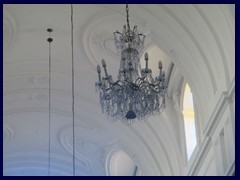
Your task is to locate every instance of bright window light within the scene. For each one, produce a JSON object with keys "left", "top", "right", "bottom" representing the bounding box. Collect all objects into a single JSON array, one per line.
[{"left": 183, "top": 83, "right": 197, "bottom": 160}]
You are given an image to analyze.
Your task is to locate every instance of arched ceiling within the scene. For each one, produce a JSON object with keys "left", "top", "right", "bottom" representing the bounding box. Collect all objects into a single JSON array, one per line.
[{"left": 3, "top": 4, "right": 234, "bottom": 176}]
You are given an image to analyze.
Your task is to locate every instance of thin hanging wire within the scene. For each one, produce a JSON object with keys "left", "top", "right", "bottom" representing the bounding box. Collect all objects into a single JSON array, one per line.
[
  {"left": 47, "top": 28, "right": 53, "bottom": 176},
  {"left": 71, "top": 4, "right": 76, "bottom": 176}
]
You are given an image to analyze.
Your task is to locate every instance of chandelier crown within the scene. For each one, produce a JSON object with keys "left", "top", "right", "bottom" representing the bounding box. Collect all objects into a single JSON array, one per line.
[
  {"left": 95, "top": 4, "right": 168, "bottom": 124},
  {"left": 114, "top": 4, "right": 145, "bottom": 53},
  {"left": 114, "top": 25, "right": 145, "bottom": 53}
]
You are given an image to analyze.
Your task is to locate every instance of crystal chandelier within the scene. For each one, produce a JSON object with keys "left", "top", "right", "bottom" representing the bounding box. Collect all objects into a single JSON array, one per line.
[{"left": 95, "top": 4, "right": 167, "bottom": 123}]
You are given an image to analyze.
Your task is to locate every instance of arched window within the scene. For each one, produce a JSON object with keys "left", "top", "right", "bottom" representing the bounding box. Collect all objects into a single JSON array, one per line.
[
  {"left": 182, "top": 83, "right": 197, "bottom": 160},
  {"left": 107, "top": 149, "right": 141, "bottom": 176}
]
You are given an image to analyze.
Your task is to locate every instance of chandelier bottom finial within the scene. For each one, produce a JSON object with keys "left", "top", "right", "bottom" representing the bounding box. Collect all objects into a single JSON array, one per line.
[{"left": 125, "top": 110, "right": 137, "bottom": 119}]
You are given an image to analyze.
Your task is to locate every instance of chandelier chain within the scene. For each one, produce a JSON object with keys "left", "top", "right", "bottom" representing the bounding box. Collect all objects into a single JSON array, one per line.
[{"left": 126, "top": 4, "right": 130, "bottom": 32}]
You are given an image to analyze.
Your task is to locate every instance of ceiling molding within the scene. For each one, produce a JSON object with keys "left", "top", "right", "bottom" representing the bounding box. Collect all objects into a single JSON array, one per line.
[
  {"left": 3, "top": 8, "right": 17, "bottom": 56},
  {"left": 3, "top": 123, "right": 15, "bottom": 143}
]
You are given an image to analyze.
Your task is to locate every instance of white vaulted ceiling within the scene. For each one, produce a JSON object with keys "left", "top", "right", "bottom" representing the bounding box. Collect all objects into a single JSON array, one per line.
[{"left": 3, "top": 4, "right": 234, "bottom": 176}]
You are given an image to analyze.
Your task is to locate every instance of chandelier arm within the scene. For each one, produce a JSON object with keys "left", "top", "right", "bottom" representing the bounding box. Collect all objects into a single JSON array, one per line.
[
  {"left": 135, "top": 76, "right": 147, "bottom": 84},
  {"left": 108, "top": 84, "right": 123, "bottom": 91},
  {"left": 150, "top": 85, "right": 166, "bottom": 93},
  {"left": 150, "top": 88, "right": 161, "bottom": 93},
  {"left": 139, "top": 33, "right": 145, "bottom": 38},
  {"left": 136, "top": 76, "right": 150, "bottom": 87},
  {"left": 103, "top": 88, "right": 112, "bottom": 94},
  {"left": 138, "top": 81, "right": 145, "bottom": 87},
  {"left": 150, "top": 82, "right": 161, "bottom": 88},
  {"left": 151, "top": 81, "right": 161, "bottom": 87},
  {"left": 141, "top": 82, "right": 163, "bottom": 93},
  {"left": 137, "top": 80, "right": 146, "bottom": 87},
  {"left": 114, "top": 31, "right": 123, "bottom": 35},
  {"left": 105, "top": 82, "right": 123, "bottom": 92},
  {"left": 109, "top": 84, "right": 122, "bottom": 91},
  {"left": 108, "top": 80, "right": 123, "bottom": 87}
]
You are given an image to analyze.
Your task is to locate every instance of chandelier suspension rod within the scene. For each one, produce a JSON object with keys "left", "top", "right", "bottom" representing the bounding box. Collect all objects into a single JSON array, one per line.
[
  {"left": 71, "top": 4, "right": 76, "bottom": 176},
  {"left": 126, "top": 4, "right": 130, "bottom": 32},
  {"left": 47, "top": 28, "right": 53, "bottom": 176}
]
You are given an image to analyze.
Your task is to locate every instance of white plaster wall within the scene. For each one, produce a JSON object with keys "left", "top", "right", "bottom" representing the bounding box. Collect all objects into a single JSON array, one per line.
[
  {"left": 187, "top": 84, "right": 235, "bottom": 176},
  {"left": 197, "top": 147, "right": 216, "bottom": 176}
]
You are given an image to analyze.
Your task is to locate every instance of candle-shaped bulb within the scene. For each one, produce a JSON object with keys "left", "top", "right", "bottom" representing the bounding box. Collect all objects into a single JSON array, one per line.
[
  {"left": 97, "top": 65, "right": 101, "bottom": 73},
  {"left": 101, "top": 59, "right": 106, "bottom": 67},
  {"left": 144, "top": 52, "right": 149, "bottom": 69},
  {"left": 158, "top": 61, "right": 162, "bottom": 69},
  {"left": 102, "top": 59, "right": 108, "bottom": 77},
  {"left": 97, "top": 65, "right": 102, "bottom": 83},
  {"left": 162, "top": 71, "right": 165, "bottom": 77},
  {"left": 144, "top": 52, "right": 149, "bottom": 60},
  {"left": 122, "top": 57, "right": 126, "bottom": 68}
]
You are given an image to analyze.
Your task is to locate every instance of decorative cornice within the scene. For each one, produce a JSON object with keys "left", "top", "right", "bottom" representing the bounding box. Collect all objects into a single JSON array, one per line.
[{"left": 204, "top": 77, "right": 235, "bottom": 137}]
